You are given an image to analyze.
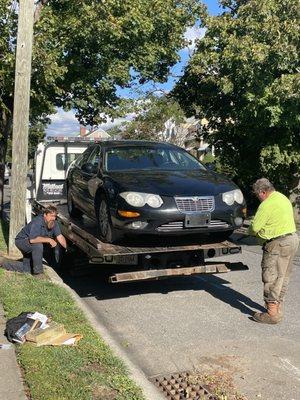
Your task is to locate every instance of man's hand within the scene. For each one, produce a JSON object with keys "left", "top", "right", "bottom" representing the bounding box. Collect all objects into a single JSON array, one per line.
[
  {"left": 56, "top": 234, "right": 67, "bottom": 249},
  {"left": 48, "top": 238, "right": 57, "bottom": 248}
]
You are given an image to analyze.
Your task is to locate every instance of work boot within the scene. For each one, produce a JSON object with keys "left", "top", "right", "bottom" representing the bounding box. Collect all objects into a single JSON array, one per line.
[
  {"left": 277, "top": 302, "right": 284, "bottom": 320},
  {"left": 253, "top": 302, "right": 281, "bottom": 324},
  {"left": 264, "top": 301, "right": 283, "bottom": 322}
]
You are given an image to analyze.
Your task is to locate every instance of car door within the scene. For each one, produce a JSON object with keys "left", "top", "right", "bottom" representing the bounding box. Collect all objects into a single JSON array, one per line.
[
  {"left": 70, "top": 146, "right": 94, "bottom": 210},
  {"left": 79, "top": 144, "right": 102, "bottom": 217}
]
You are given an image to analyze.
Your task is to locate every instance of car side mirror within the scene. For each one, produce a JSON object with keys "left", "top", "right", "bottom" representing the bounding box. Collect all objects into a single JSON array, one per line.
[{"left": 81, "top": 162, "right": 98, "bottom": 174}]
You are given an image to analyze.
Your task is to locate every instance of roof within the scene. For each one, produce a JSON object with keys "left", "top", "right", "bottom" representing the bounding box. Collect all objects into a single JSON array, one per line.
[{"left": 83, "top": 128, "right": 110, "bottom": 139}]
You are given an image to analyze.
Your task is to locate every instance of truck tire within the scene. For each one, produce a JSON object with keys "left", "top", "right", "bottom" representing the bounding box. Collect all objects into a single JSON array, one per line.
[
  {"left": 67, "top": 189, "right": 83, "bottom": 218},
  {"left": 97, "top": 195, "right": 123, "bottom": 243}
]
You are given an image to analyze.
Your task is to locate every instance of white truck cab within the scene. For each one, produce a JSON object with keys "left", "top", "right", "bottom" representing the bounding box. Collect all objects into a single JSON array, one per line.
[{"left": 26, "top": 136, "right": 92, "bottom": 220}]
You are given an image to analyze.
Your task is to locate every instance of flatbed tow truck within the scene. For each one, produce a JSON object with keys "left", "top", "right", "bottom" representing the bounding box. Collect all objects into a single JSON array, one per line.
[{"left": 28, "top": 137, "right": 248, "bottom": 283}]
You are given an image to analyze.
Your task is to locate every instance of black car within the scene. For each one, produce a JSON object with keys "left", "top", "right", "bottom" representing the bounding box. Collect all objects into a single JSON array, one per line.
[{"left": 66, "top": 140, "right": 246, "bottom": 243}]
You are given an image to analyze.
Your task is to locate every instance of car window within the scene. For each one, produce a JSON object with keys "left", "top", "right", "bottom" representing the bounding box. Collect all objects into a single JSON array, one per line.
[
  {"left": 76, "top": 146, "right": 94, "bottom": 167},
  {"left": 86, "top": 145, "right": 101, "bottom": 170},
  {"left": 105, "top": 146, "right": 206, "bottom": 171}
]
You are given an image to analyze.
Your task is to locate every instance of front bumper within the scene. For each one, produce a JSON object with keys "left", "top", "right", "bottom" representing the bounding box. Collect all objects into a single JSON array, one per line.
[{"left": 111, "top": 195, "right": 246, "bottom": 236}]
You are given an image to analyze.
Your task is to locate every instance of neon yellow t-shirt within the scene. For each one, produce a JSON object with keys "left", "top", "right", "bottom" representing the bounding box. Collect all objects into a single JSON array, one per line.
[{"left": 249, "top": 191, "right": 296, "bottom": 241}]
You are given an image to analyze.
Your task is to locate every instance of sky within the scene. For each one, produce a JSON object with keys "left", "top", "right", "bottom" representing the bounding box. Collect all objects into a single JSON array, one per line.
[{"left": 46, "top": 0, "right": 222, "bottom": 137}]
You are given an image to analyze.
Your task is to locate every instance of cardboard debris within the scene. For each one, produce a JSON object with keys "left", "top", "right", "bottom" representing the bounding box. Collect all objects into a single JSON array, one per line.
[
  {"left": 26, "top": 322, "right": 65, "bottom": 345},
  {"left": 14, "top": 318, "right": 42, "bottom": 344},
  {"left": 48, "top": 333, "right": 83, "bottom": 346},
  {"left": 25, "top": 321, "right": 82, "bottom": 347}
]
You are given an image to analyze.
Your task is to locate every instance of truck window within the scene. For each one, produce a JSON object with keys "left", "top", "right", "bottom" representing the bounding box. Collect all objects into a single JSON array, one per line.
[{"left": 56, "top": 153, "right": 81, "bottom": 171}]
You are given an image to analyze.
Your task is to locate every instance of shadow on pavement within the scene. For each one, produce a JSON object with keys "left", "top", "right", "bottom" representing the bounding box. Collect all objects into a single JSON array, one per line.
[
  {"left": 230, "top": 232, "right": 260, "bottom": 247},
  {"left": 196, "top": 274, "right": 265, "bottom": 316},
  {"left": 60, "top": 262, "right": 264, "bottom": 316}
]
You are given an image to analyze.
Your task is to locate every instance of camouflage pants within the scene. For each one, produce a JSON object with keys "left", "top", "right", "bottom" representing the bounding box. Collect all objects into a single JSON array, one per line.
[{"left": 261, "top": 233, "right": 299, "bottom": 303}]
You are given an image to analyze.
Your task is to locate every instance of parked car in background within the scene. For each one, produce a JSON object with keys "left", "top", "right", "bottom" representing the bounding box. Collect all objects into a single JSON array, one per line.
[
  {"left": 66, "top": 141, "right": 247, "bottom": 243},
  {"left": 4, "top": 164, "right": 10, "bottom": 184}
]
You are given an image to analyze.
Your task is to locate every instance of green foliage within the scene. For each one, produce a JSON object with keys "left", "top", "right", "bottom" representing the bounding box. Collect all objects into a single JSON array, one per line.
[
  {"left": 122, "top": 96, "right": 186, "bottom": 141},
  {"left": 0, "top": 0, "right": 203, "bottom": 159},
  {"left": 5, "top": 121, "right": 46, "bottom": 163},
  {"left": 106, "top": 125, "right": 123, "bottom": 138},
  {"left": 201, "top": 153, "right": 215, "bottom": 164},
  {"left": 174, "top": 0, "right": 300, "bottom": 201},
  {"left": 28, "top": 122, "right": 47, "bottom": 160}
]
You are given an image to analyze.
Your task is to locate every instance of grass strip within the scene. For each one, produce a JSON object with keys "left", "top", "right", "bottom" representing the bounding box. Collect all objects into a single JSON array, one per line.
[
  {"left": 0, "top": 270, "right": 144, "bottom": 400},
  {"left": 0, "top": 218, "right": 8, "bottom": 253}
]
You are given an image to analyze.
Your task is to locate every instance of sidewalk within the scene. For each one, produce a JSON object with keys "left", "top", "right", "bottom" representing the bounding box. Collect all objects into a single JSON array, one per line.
[{"left": 0, "top": 303, "right": 27, "bottom": 400}]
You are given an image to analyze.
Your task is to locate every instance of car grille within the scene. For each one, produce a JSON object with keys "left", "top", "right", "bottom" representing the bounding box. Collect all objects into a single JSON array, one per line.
[
  {"left": 175, "top": 196, "right": 215, "bottom": 213},
  {"left": 157, "top": 220, "right": 229, "bottom": 232}
]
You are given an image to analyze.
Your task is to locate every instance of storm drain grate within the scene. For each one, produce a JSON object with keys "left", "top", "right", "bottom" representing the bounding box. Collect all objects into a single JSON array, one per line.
[{"left": 150, "top": 372, "right": 217, "bottom": 400}]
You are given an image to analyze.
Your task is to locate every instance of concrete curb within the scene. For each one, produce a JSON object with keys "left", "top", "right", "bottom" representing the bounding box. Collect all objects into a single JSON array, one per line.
[
  {"left": 0, "top": 303, "right": 28, "bottom": 400},
  {"left": 45, "top": 266, "right": 165, "bottom": 400}
]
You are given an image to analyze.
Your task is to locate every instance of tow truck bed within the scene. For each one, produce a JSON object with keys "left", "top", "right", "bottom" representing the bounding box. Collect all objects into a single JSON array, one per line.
[{"left": 33, "top": 201, "right": 248, "bottom": 282}]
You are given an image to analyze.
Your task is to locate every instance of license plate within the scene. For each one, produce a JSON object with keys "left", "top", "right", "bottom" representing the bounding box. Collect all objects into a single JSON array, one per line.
[
  {"left": 184, "top": 212, "right": 211, "bottom": 228},
  {"left": 109, "top": 254, "right": 139, "bottom": 265}
]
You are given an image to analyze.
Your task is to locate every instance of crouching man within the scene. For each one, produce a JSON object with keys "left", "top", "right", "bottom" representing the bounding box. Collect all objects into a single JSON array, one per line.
[{"left": 2, "top": 205, "right": 67, "bottom": 275}]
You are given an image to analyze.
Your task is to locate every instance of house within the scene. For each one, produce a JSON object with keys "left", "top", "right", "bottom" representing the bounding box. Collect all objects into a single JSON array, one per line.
[
  {"left": 79, "top": 126, "right": 110, "bottom": 140},
  {"left": 159, "top": 117, "right": 214, "bottom": 160}
]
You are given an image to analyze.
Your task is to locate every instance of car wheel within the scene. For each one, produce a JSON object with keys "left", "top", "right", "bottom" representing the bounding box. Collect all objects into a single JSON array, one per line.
[
  {"left": 67, "top": 188, "right": 83, "bottom": 218},
  {"left": 212, "top": 230, "right": 234, "bottom": 242},
  {"left": 97, "top": 196, "right": 123, "bottom": 243}
]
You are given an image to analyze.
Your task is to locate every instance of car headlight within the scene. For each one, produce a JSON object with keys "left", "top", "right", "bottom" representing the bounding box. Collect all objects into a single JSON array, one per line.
[
  {"left": 234, "top": 189, "right": 244, "bottom": 204},
  {"left": 222, "top": 189, "right": 244, "bottom": 205},
  {"left": 120, "top": 192, "right": 163, "bottom": 208},
  {"left": 147, "top": 194, "right": 163, "bottom": 208}
]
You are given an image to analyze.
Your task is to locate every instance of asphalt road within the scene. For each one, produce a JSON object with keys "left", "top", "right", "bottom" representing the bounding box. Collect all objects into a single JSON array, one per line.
[
  {"left": 63, "top": 233, "right": 300, "bottom": 400},
  {"left": 3, "top": 183, "right": 300, "bottom": 399}
]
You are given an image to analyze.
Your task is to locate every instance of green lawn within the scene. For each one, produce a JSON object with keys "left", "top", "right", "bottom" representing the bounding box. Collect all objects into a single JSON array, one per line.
[
  {"left": 0, "top": 220, "right": 144, "bottom": 400},
  {"left": 0, "top": 271, "right": 144, "bottom": 400},
  {"left": 0, "top": 219, "right": 8, "bottom": 253}
]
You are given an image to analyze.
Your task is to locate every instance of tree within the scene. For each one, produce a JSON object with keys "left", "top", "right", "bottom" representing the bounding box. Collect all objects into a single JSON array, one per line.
[
  {"left": 0, "top": 0, "right": 203, "bottom": 213},
  {"left": 174, "top": 0, "right": 300, "bottom": 220},
  {"left": 121, "top": 96, "right": 186, "bottom": 146}
]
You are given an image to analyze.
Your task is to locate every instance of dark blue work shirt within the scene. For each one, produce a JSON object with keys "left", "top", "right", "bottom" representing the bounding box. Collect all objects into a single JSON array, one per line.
[{"left": 15, "top": 214, "right": 61, "bottom": 241}]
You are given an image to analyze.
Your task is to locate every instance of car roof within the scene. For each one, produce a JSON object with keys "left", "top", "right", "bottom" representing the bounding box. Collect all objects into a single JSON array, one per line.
[{"left": 96, "top": 140, "right": 179, "bottom": 149}]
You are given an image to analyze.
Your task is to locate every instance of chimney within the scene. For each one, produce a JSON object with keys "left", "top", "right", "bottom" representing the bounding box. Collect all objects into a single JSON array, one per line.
[{"left": 80, "top": 126, "right": 87, "bottom": 137}]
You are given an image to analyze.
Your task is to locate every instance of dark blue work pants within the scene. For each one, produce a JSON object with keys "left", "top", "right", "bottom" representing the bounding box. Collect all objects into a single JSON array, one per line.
[{"left": 3, "top": 239, "right": 60, "bottom": 274}]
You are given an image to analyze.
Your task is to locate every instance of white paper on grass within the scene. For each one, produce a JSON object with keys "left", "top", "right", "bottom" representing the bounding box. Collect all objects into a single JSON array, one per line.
[
  {"left": 30, "top": 312, "right": 48, "bottom": 329},
  {"left": 0, "top": 344, "right": 13, "bottom": 350},
  {"left": 62, "top": 337, "right": 76, "bottom": 345}
]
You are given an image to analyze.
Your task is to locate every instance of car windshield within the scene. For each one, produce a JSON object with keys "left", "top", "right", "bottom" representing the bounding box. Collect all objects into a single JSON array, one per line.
[{"left": 105, "top": 146, "right": 206, "bottom": 172}]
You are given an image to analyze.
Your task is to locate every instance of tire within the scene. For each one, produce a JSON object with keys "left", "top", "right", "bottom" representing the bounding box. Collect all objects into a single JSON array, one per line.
[
  {"left": 67, "top": 188, "right": 83, "bottom": 218},
  {"left": 97, "top": 195, "right": 123, "bottom": 243}
]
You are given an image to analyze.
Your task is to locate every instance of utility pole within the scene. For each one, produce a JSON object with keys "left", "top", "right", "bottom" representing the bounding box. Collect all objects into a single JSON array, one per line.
[{"left": 8, "top": 0, "right": 35, "bottom": 256}]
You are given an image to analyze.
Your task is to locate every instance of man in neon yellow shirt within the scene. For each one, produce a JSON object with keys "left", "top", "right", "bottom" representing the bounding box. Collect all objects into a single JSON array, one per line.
[{"left": 249, "top": 178, "right": 299, "bottom": 324}]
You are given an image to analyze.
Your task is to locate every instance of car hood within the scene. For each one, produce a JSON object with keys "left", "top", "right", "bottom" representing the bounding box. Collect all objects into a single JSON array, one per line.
[{"left": 106, "top": 170, "right": 238, "bottom": 197}]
